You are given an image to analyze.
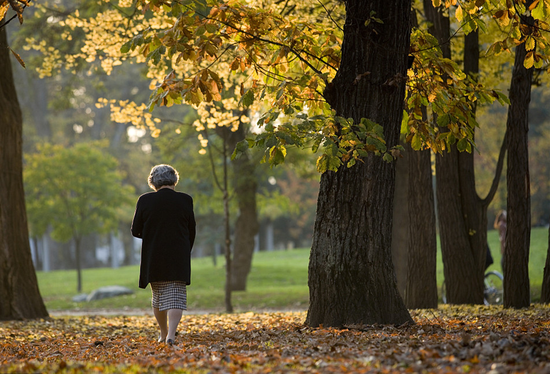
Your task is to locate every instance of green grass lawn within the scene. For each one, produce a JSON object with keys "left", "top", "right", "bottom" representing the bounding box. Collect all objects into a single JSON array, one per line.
[
  {"left": 37, "top": 227, "right": 548, "bottom": 311},
  {"left": 37, "top": 248, "right": 310, "bottom": 312}
]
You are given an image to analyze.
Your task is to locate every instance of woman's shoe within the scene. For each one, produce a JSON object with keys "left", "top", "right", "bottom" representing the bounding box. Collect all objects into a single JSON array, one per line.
[
  {"left": 158, "top": 336, "right": 166, "bottom": 343},
  {"left": 166, "top": 339, "right": 174, "bottom": 346}
]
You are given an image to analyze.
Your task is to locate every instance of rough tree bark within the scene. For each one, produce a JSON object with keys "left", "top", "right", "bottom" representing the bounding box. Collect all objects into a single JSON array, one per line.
[
  {"left": 456, "top": 29, "right": 489, "bottom": 283},
  {"left": 391, "top": 142, "right": 438, "bottom": 309},
  {"left": 503, "top": 40, "right": 532, "bottom": 309},
  {"left": 426, "top": 2, "right": 506, "bottom": 304},
  {"left": 227, "top": 123, "right": 260, "bottom": 291},
  {"left": 0, "top": 26, "right": 49, "bottom": 320},
  {"left": 391, "top": 152, "right": 409, "bottom": 298},
  {"left": 306, "top": 0, "right": 413, "bottom": 328},
  {"left": 390, "top": 11, "right": 438, "bottom": 309},
  {"left": 405, "top": 144, "right": 438, "bottom": 309},
  {"left": 427, "top": 1, "right": 484, "bottom": 304}
]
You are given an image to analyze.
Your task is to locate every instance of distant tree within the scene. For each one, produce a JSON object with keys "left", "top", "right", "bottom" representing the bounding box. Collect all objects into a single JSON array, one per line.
[
  {"left": 0, "top": 23, "right": 49, "bottom": 321},
  {"left": 24, "top": 142, "right": 134, "bottom": 292}
]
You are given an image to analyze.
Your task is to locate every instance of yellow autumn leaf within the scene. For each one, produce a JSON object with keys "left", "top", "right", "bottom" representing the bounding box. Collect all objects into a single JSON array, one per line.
[
  {"left": 456, "top": 5, "right": 463, "bottom": 22},
  {"left": 528, "top": 0, "right": 540, "bottom": 10},
  {"left": 525, "top": 36, "right": 535, "bottom": 51},
  {"left": 0, "top": 3, "right": 9, "bottom": 21},
  {"left": 523, "top": 51, "right": 534, "bottom": 69}
]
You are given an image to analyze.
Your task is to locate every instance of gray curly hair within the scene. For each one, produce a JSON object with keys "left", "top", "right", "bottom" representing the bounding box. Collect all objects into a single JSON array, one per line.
[{"left": 148, "top": 164, "right": 179, "bottom": 190}]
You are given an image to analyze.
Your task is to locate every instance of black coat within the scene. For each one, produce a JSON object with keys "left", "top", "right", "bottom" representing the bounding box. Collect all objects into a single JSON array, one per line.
[{"left": 131, "top": 188, "right": 196, "bottom": 289}]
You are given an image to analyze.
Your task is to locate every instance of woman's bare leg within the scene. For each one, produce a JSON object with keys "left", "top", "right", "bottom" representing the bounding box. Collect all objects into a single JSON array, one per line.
[
  {"left": 153, "top": 307, "right": 168, "bottom": 342},
  {"left": 166, "top": 309, "right": 183, "bottom": 342}
]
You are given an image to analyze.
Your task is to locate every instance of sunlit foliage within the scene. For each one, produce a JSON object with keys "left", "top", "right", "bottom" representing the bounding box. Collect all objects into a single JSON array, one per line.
[{"left": 22, "top": 0, "right": 550, "bottom": 171}]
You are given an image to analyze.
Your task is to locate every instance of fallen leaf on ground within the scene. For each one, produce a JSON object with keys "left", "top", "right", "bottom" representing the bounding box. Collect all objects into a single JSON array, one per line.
[{"left": 1, "top": 305, "right": 549, "bottom": 373}]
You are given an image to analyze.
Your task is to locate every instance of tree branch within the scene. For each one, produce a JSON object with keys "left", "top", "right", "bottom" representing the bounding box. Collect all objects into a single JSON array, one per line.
[{"left": 481, "top": 130, "right": 507, "bottom": 206}]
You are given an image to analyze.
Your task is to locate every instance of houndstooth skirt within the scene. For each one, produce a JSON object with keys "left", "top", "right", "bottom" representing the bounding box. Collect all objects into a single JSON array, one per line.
[{"left": 150, "top": 281, "right": 187, "bottom": 311}]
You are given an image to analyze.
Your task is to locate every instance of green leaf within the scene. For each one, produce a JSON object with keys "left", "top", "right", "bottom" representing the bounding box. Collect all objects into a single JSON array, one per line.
[
  {"left": 411, "top": 133, "right": 422, "bottom": 150},
  {"left": 231, "top": 140, "right": 249, "bottom": 160},
  {"left": 457, "top": 138, "right": 469, "bottom": 152},
  {"left": 401, "top": 111, "right": 409, "bottom": 135},
  {"left": 149, "top": 36, "right": 162, "bottom": 51},
  {"left": 196, "top": 25, "right": 206, "bottom": 36},
  {"left": 120, "top": 40, "right": 133, "bottom": 54},
  {"left": 494, "top": 91, "right": 510, "bottom": 105},
  {"left": 240, "top": 89, "right": 255, "bottom": 108},
  {"left": 328, "top": 155, "right": 341, "bottom": 171},
  {"left": 436, "top": 114, "right": 450, "bottom": 127},
  {"left": 316, "top": 154, "right": 329, "bottom": 173},
  {"left": 269, "top": 145, "right": 287, "bottom": 165},
  {"left": 171, "top": 2, "right": 182, "bottom": 16},
  {"left": 205, "top": 23, "right": 217, "bottom": 33},
  {"left": 277, "top": 131, "right": 295, "bottom": 146}
]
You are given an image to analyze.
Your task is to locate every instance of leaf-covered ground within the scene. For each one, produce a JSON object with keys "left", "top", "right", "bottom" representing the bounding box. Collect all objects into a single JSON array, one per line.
[{"left": 1, "top": 305, "right": 549, "bottom": 373}]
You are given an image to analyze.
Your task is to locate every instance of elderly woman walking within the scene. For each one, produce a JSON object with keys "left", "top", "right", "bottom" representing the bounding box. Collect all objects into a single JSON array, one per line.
[{"left": 131, "top": 164, "right": 196, "bottom": 345}]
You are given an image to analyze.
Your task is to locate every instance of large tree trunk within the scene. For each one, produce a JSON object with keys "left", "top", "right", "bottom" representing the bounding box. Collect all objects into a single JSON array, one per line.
[
  {"left": 306, "top": 0, "right": 413, "bottom": 328},
  {"left": 427, "top": 1, "right": 486, "bottom": 304},
  {"left": 405, "top": 144, "right": 438, "bottom": 309},
  {"left": 228, "top": 123, "right": 260, "bottom": 291},
  {"left": 391, "top": 151, "right": 409, "bottom": 298},
  {"left": 0, "top": 26, "right": 49, "bottom": 320},
  {"left": 541, "top": 225, "right": 550, "bottom": 303},
  {"left": 391, "top": 143, "right": 438, "bottom": 309},
  {"left": 503, "top": 41, "right": 532, "bottom": 308}
]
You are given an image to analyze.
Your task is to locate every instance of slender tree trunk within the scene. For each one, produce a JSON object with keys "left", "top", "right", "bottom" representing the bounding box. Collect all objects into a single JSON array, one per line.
[
  {"left": 75, "top": 236, "right": 82, "bottom": 293},
  {"left": 405, "top": 144, "right": 438, "bottom": 308},
  {"left": 436, "top": 25, "right": 507, "bottom": 304},
  {"left": 306, "top": 0, "right": 413, "bottom": 328},
  {"left": 0, "top": 26, "right": 49, "bottom": 320},
  {"left": 222, "top": 133, "right": 233, "bottom": 313},
  {"left": 120, "top": 221, "right": 135, "bottom": 266},
  {"left": 504, "top": 41, "right": 532, "bottom": 308},
  {"left": 227, "top": 123, "right": 260, "bottom": 291},
  {"left": 541, "top": 225, "right": 550, "bottom": 303},
  {"left": 426, "top": 1, "right": 485, "bottom": 304},
  {"left": 458, "top": 29, "right": 489, "bottom": 282},
  {"left": 458, "top": 29, "right": 508, "bottom": 291}
]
